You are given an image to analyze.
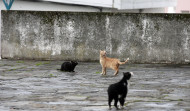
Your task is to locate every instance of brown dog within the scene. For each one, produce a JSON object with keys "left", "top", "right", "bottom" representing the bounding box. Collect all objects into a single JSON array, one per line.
[{"left": 99, "top": 50, "right": 129, "bottom": 76}]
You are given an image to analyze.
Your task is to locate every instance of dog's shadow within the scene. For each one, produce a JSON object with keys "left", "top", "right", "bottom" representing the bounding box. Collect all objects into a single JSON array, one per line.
[
  {"left": 57, "top": 69, "right": 77, "bottom": 76},
  {"left": 109, "top": 107, "right": 128, "bottom": 111},
  {"left": 65, "top": 72, "right": 77, "bottom": 76}
]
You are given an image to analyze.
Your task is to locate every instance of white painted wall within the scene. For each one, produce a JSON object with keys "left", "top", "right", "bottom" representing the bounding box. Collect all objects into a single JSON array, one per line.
[
  {"left": 167, "top": 7, "right": 176, "bottom": 13},
  {"left": 1, "top": 1, "right": 102, "bottom": 12},
  {"left": 118, "top": 8, "right": 166, "bottom": 13},
  {"left": 142, "top": 8, "right": 166, "bottom": 13},
  {"left": 121, "top": 0, "right": 177, "bottom": 9},
  {"left": 43, "top": 0, "right": 114, "bottom": 8}
]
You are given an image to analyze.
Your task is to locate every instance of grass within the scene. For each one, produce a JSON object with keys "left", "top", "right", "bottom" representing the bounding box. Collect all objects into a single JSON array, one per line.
[
  {"left": 16, "top": 61, "right": 24, "bottom": 63},
  {"left": 48, "top": 74, "right": 57, "bottom": 77},
  {"left": 163, "top": 95, "right": 169, "bottom": 97},
  {"left": 96, "top": 71, "right": 101, "bottom": 74},
  {"left": 7, "top": 66, "right": 27, "bottom": 71},
  {"left": 166, "top": 99, "right": 184, "bottom": 101},
  {"left": 35, "top": 62, "right": 43, "bottom": 66},
  {"left": 49, "top": 74, "right": 53, "bottom": 77},
  {"left": 35, "top": 62, "right": 51, "bottom": 66},
  {"left": 178, "top": 99, "right": 184, "bottom": 101},
  {"left": 8, "top": 68, "right": 17, "bottom": 71}
]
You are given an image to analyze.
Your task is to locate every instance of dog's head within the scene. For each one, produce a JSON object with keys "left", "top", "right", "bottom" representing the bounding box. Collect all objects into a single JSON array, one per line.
[
  {"left": 123, "top": 72, "right": 134, "bottom": 80},
  {"left": 71, "top": 61, "right": 78, "bottom": 66},
  {"left": 100, "top": 50, "right": 106, "bottom": 57}
]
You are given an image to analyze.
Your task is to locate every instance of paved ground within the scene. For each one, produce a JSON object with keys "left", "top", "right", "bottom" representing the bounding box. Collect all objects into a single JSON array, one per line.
[{"left": 0, "top": 60, "right": 190, "bottom": 111}]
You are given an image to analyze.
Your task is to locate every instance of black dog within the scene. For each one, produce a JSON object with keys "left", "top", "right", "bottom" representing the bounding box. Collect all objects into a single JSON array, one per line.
[
  {"left": 107, "top": 72, "right": 134, "bottom": 110},
  {"left": 60, "top": 61, "right": 78, "bottom": 72}
]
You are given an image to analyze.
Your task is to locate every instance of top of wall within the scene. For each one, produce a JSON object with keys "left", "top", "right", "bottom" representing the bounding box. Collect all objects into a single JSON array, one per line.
[
  {"left": 17, "top": 0, "right": 177, "bottom": 10},
  {"left": 43, "top": 0, "right": 113, "bottom": 8}
]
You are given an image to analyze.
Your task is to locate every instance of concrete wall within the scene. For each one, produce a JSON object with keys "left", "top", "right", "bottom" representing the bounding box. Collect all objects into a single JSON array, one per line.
[
  {"left": 1, "top": 11, "right": 190, "bottom": 63},
  {"left": 0, "top": 0, "right": 175, "bottom": 60},
  {"left": 0, "top": 0, "right": 104, "bottom": 60}
]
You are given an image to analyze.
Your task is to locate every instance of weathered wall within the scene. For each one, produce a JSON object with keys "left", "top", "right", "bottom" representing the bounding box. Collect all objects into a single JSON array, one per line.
[{"left": 1, "top": 11, "right": 190, "bottom": 63}]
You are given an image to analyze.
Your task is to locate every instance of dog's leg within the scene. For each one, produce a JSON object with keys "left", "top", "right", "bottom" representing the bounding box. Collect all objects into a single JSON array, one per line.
[
  {"left": 114, "top": 96, "right": 119, "bottom": 109},
  {"left": 113, "top": 66, "right": 119, "bottom": 76},
  {"left": 114, "top": 68, "right": 119, "bottom": 76},
  {"left": 104, "top": 67, "right": 107, "bottom": 75},
  {"left": 119, "top": 97, "right": 125, "bottom": 109},
  {"left": 101, "top": 67, "right": 106, "bottom": 75},
  {"left": 101, "top": 66, "right": 104, "bottom": 75},
  {"left": 108, "top": 96, "right": 113, "bottom": 110}
]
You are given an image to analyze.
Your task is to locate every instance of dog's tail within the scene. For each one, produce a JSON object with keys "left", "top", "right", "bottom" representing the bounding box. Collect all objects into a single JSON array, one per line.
[{"left": 118, "top": 58, "right": 129, "bottom": 65}]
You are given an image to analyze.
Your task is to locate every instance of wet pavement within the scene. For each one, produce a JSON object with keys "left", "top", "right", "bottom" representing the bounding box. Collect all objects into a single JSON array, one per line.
[{"left": 0, "top": 60, "right": 190, "bottom": 111}]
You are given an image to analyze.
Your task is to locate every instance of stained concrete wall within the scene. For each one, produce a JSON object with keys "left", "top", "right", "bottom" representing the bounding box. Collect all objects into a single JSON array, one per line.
[{"left": 1, "top": 11, "right": 190, "bottom": 63}]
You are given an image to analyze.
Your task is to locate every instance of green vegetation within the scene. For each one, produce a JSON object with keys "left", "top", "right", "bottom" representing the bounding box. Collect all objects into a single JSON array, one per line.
[
  {"left": 35, "top": 62, "right": 43, "bottom": 66},
  {"left": 49, "top": 74, "right": 53, "bottom": 77},
  {"left": 35, "top": 62, "right": 51, "bottom": 66},
  {"left": 8, "top": 68, "right": 17, "bottom": 71},
  {"left": 178, "top": 99, "right": 184, "bottom": 101},
  {"left": 16, "top": 61, "right": 24, "bottom": 63},
  {"left": 96, "top": 71, "right": 101, "bottom": 74},
  {"left": 8, "top": 66, "right": 27, "bottom": 71},
  {"left": 48, "top": 74, "right": 57, "bottom": 78}
]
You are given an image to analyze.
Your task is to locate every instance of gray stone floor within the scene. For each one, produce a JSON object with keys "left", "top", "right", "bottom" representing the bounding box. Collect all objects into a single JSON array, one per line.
[{"left": 0, "top": 60, "right": 190, "bottom": 111}]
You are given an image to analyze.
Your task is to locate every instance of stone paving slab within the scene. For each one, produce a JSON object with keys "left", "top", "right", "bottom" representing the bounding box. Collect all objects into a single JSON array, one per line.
[{"left": 0, "top": 60, "right": 190, "bottom": 111}]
